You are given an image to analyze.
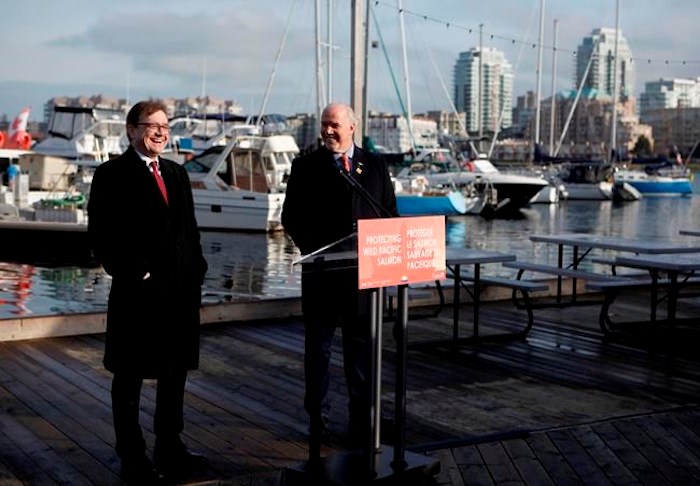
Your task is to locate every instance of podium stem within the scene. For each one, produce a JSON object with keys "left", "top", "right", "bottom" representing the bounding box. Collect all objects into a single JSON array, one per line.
[{"left": 392, "top": 284, "right": 408, "bottom": 469}]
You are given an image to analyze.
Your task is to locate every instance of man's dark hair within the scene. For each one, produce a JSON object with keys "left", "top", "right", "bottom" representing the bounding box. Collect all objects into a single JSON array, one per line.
[{"left": 126, "top": 100, "right": 168, "bottom": 127}]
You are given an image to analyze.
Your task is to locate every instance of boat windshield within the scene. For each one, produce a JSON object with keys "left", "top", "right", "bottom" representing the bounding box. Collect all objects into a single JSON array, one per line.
[
  {"left": 48, "top": 107, "right": 124, "bottom": 139},
  {"left": 183, "top": 146, "right": 226, "bottom": 173}
]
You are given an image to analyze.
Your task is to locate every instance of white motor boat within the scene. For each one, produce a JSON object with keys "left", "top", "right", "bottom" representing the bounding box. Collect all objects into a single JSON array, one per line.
[
  {"left": 183, "top": 134, "right": 299, "bottom": 232},
  {"left": 32, "top": 106, "right": 128, "bottom": 164},
  {"left": 168, "top": 114, "right": 259, "bottom": 155}
]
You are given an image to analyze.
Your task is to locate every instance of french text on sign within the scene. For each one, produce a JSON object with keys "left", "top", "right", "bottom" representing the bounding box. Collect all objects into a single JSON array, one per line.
[{"left": 357, "top": 216, "right": 446, "bottom": 289}]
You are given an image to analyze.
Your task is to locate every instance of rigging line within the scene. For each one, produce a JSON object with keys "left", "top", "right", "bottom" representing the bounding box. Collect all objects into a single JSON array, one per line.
[
  {"left": 412, "top": 27, "right": 440, "bottom": 114},
  {"left": 370, "top": 7, "right": 408, "bottom": 120},
  {"left": 417, "top": 30, "right": 467, "bottom": 137},
  {"left": 554, "top": 36, "right": 602, "bottom": 157},
  {"left": 371, "top": 0, "right": 700, "bottom": 65},
  {"left": 488, "top": 0, "right": 539, "bottom": 159},
  {"left": 256, "top": 0, "right": 299, "bottom": 127}
]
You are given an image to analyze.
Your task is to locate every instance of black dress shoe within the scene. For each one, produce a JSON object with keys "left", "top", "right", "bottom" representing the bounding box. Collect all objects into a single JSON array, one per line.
[
  {"left": 153, "top": 442, "right": 207, "bottom": 478},
  {"left": 120, "top": 454, "right": 161, "bottom": 485}
]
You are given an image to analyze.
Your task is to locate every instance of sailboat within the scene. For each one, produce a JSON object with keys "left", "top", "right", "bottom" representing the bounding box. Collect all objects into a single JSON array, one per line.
[
  {"left": 534, "top": 1, "right": 641, "bottom": 203},
  {"left": 613, "top": 152, "right": 694, "bottom": 196},
  {"left": 369, "top": 2, "right": 470, "bottom": 218}
]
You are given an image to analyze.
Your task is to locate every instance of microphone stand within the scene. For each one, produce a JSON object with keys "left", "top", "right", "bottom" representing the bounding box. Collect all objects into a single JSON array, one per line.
[
  {"left": 337, "top": 167, "right": 394, "bottom": 219},
  {"left": 338, "top": 165, "right": 388, "bottom": 474}
]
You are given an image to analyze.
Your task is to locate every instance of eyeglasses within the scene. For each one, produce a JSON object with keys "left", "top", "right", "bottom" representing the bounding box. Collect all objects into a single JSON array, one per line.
[{"left": 137, "top": 123, "right": 170, "bottom": 132}]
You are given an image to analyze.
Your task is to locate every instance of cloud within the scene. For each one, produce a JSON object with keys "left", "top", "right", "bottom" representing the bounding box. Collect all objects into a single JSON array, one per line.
[
  {"left": 1, "top": 0, "right": 698, "bottom": 121},
  {"left": 36, "top": 7, "right": 321, "bottom": 111}
]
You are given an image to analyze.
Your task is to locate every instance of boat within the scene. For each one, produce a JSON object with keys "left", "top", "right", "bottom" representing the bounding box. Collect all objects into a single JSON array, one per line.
[
  {"left": 31, "top": 106, "right": 128, "bottom": 164},
  {"left": 2, "top": 105, "right": 127, "bottom": 221},
  {"left": 556, "top": 161, "right": 616, "bottom": 200},
  {"left": 394, "top": 148, "right": 549, "bottom": 217},
  {"left": 613, "top": 158, "right": 694, "bottom": 196},
  {"left": 0, "top": 106, "right": 120, "bottom": 263},
  {"left": 167, "top": 113, "right": 257, "bottom": 155},
  {"left": 612, "top": 180, "right": 643, "bottom": 201},
  {"left": 530, "top": 183, "right": 566, "bottom": 204},
  {"left": 393, "top": 177, "right": 468, "bottom": 216},
  {"left": 183, "top": 134, "right": 298, "bottom": 232},
  {"left": 534, "top": 144, "right": 642, "bottom": 202}
]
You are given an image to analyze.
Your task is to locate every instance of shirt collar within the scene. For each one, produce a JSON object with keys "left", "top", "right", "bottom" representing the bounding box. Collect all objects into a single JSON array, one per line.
[
  {"left": 333, "top": 144, "right": 355, "bottom": 161},
  {"left": 134, "top": 148, "right": 158, "bottom": 167}
]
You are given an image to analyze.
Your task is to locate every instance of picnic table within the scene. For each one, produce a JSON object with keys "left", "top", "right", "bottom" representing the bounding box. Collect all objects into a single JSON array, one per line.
[
  {"left": 409, "top": 248, "right": 547, "bottom": 347},
  {"left": 504, "top": 233, "right": 700, "bottom": 306}
]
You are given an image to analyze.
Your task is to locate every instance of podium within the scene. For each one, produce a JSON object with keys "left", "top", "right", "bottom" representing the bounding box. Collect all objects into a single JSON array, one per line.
[{"left": 284, "top": 227, "right": 441, "bottom": 485}]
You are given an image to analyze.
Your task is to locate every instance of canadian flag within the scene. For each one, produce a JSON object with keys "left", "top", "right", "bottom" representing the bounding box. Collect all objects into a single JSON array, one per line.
[
  {"left": 9, "top": 107, "right": 30, "bottom": 135},
  {"left": 0, "top": 107, "right": 32, "bottom": 150}
]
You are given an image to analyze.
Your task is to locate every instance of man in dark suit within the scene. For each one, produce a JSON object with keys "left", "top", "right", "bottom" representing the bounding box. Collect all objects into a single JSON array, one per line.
[
  {"left": 88, "top": 100, "right": 208, "bottom": 483},
  {"left": 281, "top": 102, "right": 397, "bottom": 462}
]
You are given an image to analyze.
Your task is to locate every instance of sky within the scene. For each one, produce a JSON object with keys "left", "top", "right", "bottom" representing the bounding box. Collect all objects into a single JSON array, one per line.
[{"left": 1, "top": 0, "right": 698, "bottom": 122}]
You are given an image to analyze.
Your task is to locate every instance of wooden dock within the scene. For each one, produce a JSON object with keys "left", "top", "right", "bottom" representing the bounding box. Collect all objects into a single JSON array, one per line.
[{"left": 1, "top": 290, "right": 700, "bottom": 484}]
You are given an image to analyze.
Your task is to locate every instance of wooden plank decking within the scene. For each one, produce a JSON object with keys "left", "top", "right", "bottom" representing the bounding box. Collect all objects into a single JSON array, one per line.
[{"left": 1, "top": 291, "right": 700, "bottom": 485}]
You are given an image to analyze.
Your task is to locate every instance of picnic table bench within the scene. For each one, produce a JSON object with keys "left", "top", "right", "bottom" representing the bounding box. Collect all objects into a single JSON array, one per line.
[{"left": 584, "top": 253, "right": 700, "bottom": 334}]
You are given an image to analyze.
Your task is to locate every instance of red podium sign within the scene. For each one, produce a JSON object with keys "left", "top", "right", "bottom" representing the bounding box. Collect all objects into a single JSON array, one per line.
[{"left": 357, "top": 215, "right": 446, "bottom": 289}]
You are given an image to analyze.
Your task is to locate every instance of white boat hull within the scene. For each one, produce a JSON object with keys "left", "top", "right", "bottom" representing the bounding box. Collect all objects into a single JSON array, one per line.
[
  {"left": 564, "top": 182, "right": 614, "bottom": 200},
  {"left": 192, "top": 189, "right": 285, "bottom": 232},
  {"left": 530, "top": 185, "right": 561, "bottom": 204}
]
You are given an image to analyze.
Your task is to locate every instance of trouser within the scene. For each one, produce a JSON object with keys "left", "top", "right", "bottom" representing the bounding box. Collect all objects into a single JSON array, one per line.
[
  {"left": 111, "top": 367, "right": 187, "bottom": 459},
  {"left": 303, "top": 313, "right": 371, "bottom": 435}
]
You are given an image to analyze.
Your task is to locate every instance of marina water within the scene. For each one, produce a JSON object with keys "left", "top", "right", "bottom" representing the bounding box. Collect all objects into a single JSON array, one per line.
[{"left": 2, "top": 191, "right": 700, "bottom": 319}]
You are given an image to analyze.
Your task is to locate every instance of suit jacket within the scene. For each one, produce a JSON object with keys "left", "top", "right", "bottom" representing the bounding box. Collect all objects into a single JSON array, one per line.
[
  {"left": 281, "top": 145, "right": 397, "bottom": 318},
  {"left": 87, "top": 146, "right": 207, "bottom": 376}
]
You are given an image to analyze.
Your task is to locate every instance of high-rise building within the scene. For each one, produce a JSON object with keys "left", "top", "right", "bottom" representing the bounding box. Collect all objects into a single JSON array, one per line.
[
  {"left": 575, "top": 28, "right": 635, "bottom": 102},
  {"left": 453, "top": 47, "right": 513, "bottom": 134},
  {"left": 639, "top": 77, "right": 700, "bottom": 121},
  {"left": 365, "top": 112, "right": 438, "bottom": 153}
]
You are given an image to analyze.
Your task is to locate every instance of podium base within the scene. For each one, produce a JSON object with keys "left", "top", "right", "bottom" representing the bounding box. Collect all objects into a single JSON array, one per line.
[{"left": 284, "top": 445, "right": 440, "bottom": 486}]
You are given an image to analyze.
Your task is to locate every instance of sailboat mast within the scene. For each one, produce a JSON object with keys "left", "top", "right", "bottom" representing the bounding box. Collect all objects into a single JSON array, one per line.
[
  {"left": 350, "top": 0, "right": 366, "bottom": 145},
  {"left": 610, "top": 0, "right": 621, "bottom": 162},
  {"left": 397, "top": 0, "right": 416, "bottom": 151},
  {"left": 201, "top": 57, "right": 207, "bottom": 99},
  {"left": 327, "top": 0, "right": 333, "bottom": 103},
  {"left": 361, "top": 1, "right": 371, "bottom": 144},
  {"left": 533, "top": 0, "right": 545, "bottom": 148},
  {"left": 315, "top": 0, "right": 324, "bottom": 139},
  {"left": 549, "top": 18, "right": 558, "bottom": 155}
]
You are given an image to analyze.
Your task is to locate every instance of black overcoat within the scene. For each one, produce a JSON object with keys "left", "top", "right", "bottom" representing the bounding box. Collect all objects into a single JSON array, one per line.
[
  {"left": 281, "top": 145, "right": 397, "bottom": 318},
  {"left": 87, "top": 147, "right": 207, "bottom": 376}
]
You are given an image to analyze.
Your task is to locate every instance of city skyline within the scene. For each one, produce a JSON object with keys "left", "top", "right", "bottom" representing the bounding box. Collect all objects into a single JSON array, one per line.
[{"left": 1, "top": 0, "right": 698, "bottom": 122}]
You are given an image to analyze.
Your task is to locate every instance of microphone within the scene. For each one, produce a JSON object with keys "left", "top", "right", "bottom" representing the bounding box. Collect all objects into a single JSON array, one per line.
[{"left": 337, "top": 167, "right": 394, "bottom": 219}]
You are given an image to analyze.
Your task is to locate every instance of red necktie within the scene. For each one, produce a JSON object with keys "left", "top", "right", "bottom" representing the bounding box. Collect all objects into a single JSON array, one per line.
[
  {"left": 150, "top": 160, "right": 169, "bottom": 205},
  {"left": 340, "top": 153, "right": 351, "bottom": 173}
]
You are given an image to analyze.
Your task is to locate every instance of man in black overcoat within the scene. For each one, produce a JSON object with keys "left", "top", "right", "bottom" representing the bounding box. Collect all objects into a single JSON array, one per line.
[
  {"left": 88, "top": 100, "right": 208, "bottom": 483},
  {"left": 281, "top": 102, "right": 397, "bottom": 462}
]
